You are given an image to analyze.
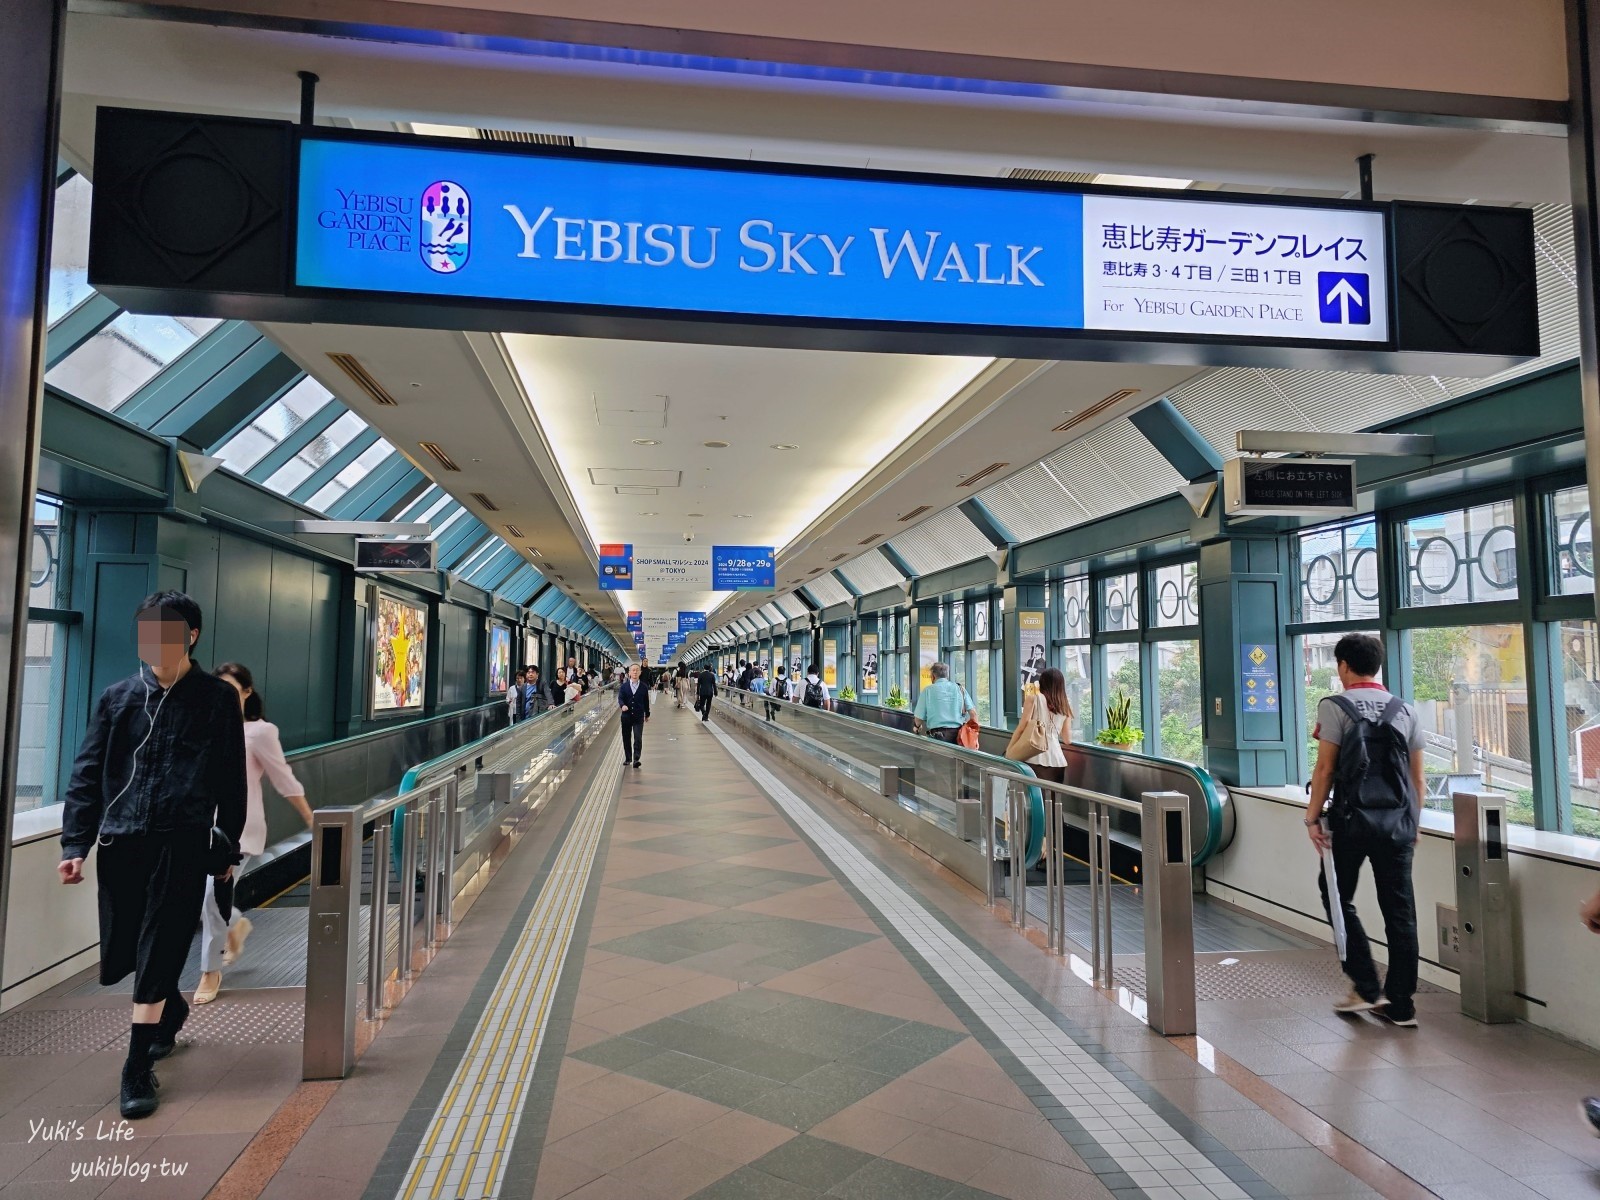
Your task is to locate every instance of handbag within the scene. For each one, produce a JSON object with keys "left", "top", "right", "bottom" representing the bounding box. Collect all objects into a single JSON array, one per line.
[
  {"left": 957, "top": 715, "right": 981, "bottom": 749},
  {"left": 1004, "top": 691, "right": 1051, "bottom": 760},
  {"left": 203, "top": 826, "right": 242, "bottom": 876}
]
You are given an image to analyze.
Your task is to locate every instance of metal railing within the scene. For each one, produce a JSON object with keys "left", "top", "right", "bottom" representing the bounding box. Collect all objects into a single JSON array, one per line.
[
  {"left": 302, "top": 685, "right": 616, "bottom": 1080},
  {"left": 980, "top": 765, "right": 1196, "bottom": 1035}
]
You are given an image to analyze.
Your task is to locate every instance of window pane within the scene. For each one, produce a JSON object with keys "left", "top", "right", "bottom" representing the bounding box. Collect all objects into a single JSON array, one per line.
[
  {"left": 970, "top": 600, "right": 991, "bottom": 643},
  {"left": 1549, "top": 486, "right": 1594, "bottom": 597},
  {"left": 1060, "top": 576, "right": 1090, "bottom": 640},
  {"left": 951, "top": 649, "right": 966, "bottom": 702},
  {"left": 1407, "top": 624, "right": 1530, "bottom": 823},
  {"left": 1101, "top": 571, "right": 1140, "bottom": 633},
  {"left": 47, "top": 174, "right": 93, "bottom": 325},
  {"left": 264, "top": 411, "right": 365, "bottom": 495},
  {"left": 1403, "top": 501, "right": 1518, "bottom": 608},
  {"left": 1104, "top": 643, "right": 1143, "bottom": 742},
  {"left": 17, "top": 619, "right": 68, "bottom": 815},
  {"left": 973, "top": 650, "right": 993, "bottom": 725},
  {"left": 310, "top": 439, "right": 392, "bottom": 511},
  {"left": 1300, "top": 628, "right": 1381, "bottom": 772},
  {"left": 1299, "top": 517, "right": 1380, "bottom": 623},
  {"left": 1560, "top": 620, "right": 1600, "bottom": 838},
  {"left": 215, "top": 376, "right": 336, "bottom": 475},
  {"left": 30, "top": 496, "right": 63, "bottom": 608},
  {"left": 1155, "top": 640, "right": 1203, "bottom": 764},
  {"left": 1150, "top": 560, "right": 1199, "bottom": 628},
  {"left": 1058, "top": 643, "right": 1093, "bottom": 743},
  {"left": 45, "top": 312, "right": 220, "bottom": 412}
]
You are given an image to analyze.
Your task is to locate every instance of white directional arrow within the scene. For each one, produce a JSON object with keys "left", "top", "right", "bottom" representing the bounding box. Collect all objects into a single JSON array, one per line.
[{"left": 1325, "top": 276, "right": 1365, "bottom": 323}]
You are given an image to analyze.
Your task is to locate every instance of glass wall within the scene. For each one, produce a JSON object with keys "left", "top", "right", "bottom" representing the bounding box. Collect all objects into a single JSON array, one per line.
[
  {"left": 1290, "top": 476, "right": 1600, "bottom": 839},
  {"left": 19, "top": 496, "right": 73, "bottom": 817}
]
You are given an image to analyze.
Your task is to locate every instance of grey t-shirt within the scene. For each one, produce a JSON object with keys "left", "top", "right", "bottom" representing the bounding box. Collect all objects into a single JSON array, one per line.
[{"left": 1314, "top": 685, "right": 1425, "bottom": 752}]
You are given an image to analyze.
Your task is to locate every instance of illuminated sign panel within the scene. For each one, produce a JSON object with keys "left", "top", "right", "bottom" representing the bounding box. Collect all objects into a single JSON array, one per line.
[{"left": 295, "top": 137, "right": 1390, "bottom": 347}]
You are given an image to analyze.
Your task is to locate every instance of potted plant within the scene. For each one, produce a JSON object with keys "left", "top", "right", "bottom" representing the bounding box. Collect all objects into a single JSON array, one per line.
[
  {"left": 885, "top": 686, "right": 908, "bottom": 709},
  {"left": 838, "top": 686, "right": 857, "bottom": 702},
  {"left": 1096, "top": 691, "right": 1142, "bottom": 751}
]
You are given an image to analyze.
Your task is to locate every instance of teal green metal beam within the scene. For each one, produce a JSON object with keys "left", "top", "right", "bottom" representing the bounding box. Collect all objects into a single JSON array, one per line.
[
  {"left": 44, "top": 294, "right": 119, "bottom": 370},
  {"left": 289, "top": 429, "right": 383, "bottom": 507},
  {"left": 246, "top": 399, "right": 344, "bottom": 484}
]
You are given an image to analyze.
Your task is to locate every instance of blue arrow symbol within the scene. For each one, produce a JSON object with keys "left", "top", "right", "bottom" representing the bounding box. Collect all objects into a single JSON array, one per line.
[{"left": 1325, "top": 276, "right": 1365, "bottom": 323}]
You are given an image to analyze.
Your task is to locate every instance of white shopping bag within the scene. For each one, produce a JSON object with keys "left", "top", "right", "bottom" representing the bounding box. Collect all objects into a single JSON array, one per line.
[{"left": 1320, "top": 820, "right": 1348, "bottom": 962}]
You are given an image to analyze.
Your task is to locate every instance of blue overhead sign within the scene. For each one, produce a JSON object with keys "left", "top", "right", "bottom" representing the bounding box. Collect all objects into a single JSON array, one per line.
[
  {"left": 295, "top": 136, "right": 1390, "bottom": 346},
  {"left": 678, "top": 612, "right": 707, "bottom": 632},
  {"left": 712, "top": 547, "right": 777, "bottom": 591}
]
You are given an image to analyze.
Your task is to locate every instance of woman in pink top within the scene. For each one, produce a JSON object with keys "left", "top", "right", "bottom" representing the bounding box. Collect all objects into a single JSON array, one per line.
[{"left": 195, "top": 664, "right": 314, "bottom": 1004}]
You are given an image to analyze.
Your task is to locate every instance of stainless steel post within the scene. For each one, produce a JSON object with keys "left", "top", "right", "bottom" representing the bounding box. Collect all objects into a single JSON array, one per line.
[
  {"left": 1010, "top": 783, "right": 1025, "bottom": 930},
  {"left": 1139, "top": 791, "right": 1197, "bottom": 1036},
  {"left": 1089, "top": 804, "right": 1103, "bottom": 984},
  {"left": 398, "top": 796, "right": 418, "bottom": 979},
  {"left": 1453, "top": 790, "right": 1518, "bottom": 1023},
  {"left": 303, "top": 807, "right": 361, "bottom": 1080},
  {"left": 365, "top": 813, "right": 390, "bottom": 1020},
  {"left": 442, "top": 776, "right": 459, "bottom": 931},
  {"left": 983, "top": 771, "right": 996, "bottom": 907},
  {"left": 1045, "top": 793, "right": 1058, "bottom": 953},
  {"left": 1100, "top": 812, "right": 1113, "bottom": 992}
]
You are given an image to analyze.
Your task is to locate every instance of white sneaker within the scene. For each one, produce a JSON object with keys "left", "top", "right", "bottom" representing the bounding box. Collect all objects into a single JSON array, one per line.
[{"left": 1332, "top": 990, "right": 1385, "bottom": 1014}]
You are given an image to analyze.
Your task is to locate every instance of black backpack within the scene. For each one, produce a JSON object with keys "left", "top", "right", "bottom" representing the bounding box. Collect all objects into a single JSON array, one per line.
[
  {"left": 803, "top": 679, "right": 824, "bottom": 707},
  {"left": 1328, "top": 694, "right": 1416, "bottom": 842}
]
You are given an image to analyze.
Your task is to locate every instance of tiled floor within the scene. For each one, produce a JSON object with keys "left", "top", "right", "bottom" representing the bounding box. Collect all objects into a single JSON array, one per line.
[{"left": 6, "top": 704, "right": 1600, "bottom": 1200}]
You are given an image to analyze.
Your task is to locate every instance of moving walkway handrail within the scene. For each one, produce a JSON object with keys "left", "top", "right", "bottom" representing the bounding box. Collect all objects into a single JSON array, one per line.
[{"left": 740, "top": 687, "right": 1047, "bottom": 866}]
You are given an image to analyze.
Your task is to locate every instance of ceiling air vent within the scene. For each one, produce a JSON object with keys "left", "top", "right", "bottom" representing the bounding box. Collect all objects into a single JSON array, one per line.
[
  {"left": 1009, "top": 168, "right": 1097, "bottom": 184},
  {"left": 858, "top": 534, "right": 883, "bottom": 545},
  {"left": 957, "top": 462, "right": 1009, "bottom": 489},
  {"left": 504, "top": 524, "right": 523, "bottom": 538},
  {"left": 478, "top": 129, "right": 576, "bottom": 146},
  {"left": 470, "top": 492, "right": 499, "bottom": 511},
  {"left": 897, "top": 505, "right": 932, "bottom": 522},
  {"left": 326, "top": 353, "right": 399, "bottom": 406},
  {"left": 1054, "top": 388, "right": 1141, "bottom": 433},
  {"left": 524, "top": 547, "right": 542, "bottom": 557},
  {"left": 830, "top": 553, "right": 850, "bottom": 562},
  {"left": 418, "top": 441, "right": 461, "bottom": 472}
]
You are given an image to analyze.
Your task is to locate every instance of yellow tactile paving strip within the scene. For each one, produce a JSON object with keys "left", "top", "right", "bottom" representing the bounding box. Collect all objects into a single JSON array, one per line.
[{"left": 396, "top": 752, "right": 622, "bottom": 1200}]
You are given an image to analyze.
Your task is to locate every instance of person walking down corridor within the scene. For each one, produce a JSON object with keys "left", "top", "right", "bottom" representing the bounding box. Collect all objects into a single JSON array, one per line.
[
  {"left": 1305, "top": 634, "right": 1426, "bottom": 1028},
  {"left": 196, "top": 664, "right": 315, "bottom": 1005},
  {"left": 696, "top": 665, "right": 717, "bottom": 722},
  {"left": 912, "top": 662, "right": 976, "bottom": 744},
  {"left": 619, "top": 663, "right": 650, "bottom": 768},
  {"left": 59, "top": 592, "right": 247, "bottom": 1119}
]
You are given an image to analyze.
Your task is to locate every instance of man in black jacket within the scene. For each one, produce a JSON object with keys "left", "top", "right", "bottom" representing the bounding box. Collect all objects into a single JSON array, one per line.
[
  {"left": 618, "top": 662, "right": 651, "bottom": 768},
  {"left": 695, "top": 666, "right": 717, "bottom": 722},
  {"left": 60, "top": 592, "right": 247, "bottom": 1119}
]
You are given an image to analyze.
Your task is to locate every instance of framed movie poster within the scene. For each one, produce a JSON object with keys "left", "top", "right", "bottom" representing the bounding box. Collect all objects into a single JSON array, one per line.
[
  {"left": 372, "top": 591, "right": 428, "bottom": 713},
  {"left": 488, "top": 623, "right": 512, "bottom": 695},
  {"left": 860, "top": 633, "right": 879, "bottom": 694}
]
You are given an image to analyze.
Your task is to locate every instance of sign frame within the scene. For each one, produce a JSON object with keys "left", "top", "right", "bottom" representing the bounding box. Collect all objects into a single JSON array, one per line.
[
  {"left": 288, "top": 126, "right": 1400, "bottom": 361},
  {"left": 355, "top": 537, "right": 436, "bottom": 573},
  {"left": 1224, "top": 456, "right": 1359, "bottom": 518}
]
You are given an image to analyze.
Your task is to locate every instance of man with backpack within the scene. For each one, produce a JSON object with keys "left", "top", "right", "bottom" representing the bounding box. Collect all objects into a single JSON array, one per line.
[
  {"left": 1304, "top": 634, "right": 1427, "bottom": 1028},
  {"left": 802, "top": 664, "right": 831, "bottom": 712}
]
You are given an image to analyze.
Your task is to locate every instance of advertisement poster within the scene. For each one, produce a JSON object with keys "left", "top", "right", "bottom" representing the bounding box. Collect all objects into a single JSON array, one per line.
[
  {"left": 1019, "top": 610, "right": 1047, "bottom": 692},
  {"left": 373, "top": 592, "right": 427, "bottom": 712},
  {"left": 488, "top": 624, "right": 512, "bottom": 694},
  {"left": 860, "top": 633, "right": 879, "bottom": 694},
  {"left": 823, "top": 641, "right": 838, "bottom": 688},
  {"left": 918, "top": 625, "right": 941, "bottom": 689}
]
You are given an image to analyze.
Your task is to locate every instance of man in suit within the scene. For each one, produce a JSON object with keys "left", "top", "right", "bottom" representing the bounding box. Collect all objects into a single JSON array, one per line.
[
  {"left": 619, "top": 662, "right": 650, "bottom": 768},
  {"left": 695, "top": 666, "right": 717, "bottom": 722}
]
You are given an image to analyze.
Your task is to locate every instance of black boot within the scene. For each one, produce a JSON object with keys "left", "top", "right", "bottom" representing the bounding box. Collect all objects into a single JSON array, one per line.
[
  {"left": 149, "top": 989, "right": 188, "bottom": 1062},
  {"left": 120, "top": 1024, "right": 162, "bottom": 1119}
]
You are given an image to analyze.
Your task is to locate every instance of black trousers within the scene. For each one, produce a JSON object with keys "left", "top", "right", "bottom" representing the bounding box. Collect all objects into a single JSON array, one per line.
[
  {"left": 1319, "top": 834, "right": 1419, "bottom": 1019},
  {"left": 928, "top": 727, "right": 961, "bottom": 744},
  {"left": 620, "top": 715, "right": 644, "bottom": 763},
  {"left": 695, "top": 694, "right": 713, "bottom": 720},
  {"left": 96, "top": 830, "right": 209, "bottom": 1004}
]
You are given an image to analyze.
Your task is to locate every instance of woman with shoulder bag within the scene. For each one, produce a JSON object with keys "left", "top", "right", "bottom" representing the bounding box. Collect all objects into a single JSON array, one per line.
[{"left": 1007, "top": 667, "right": 1071, "bottom": 784}]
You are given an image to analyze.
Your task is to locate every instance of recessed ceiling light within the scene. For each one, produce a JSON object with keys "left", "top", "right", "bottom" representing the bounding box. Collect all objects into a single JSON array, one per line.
[
  {"left": 632, "top": 438, "right": 660, "bottom": 446},
  {"left": 735, "top": 513, "right": 753, "bottom": 519},
  {"left": 770, "top": 443, "right": 798, "bottom": 450},
  {"left": 640, "top": 511, "right": 658, "bottom": 516},
  {"left": 687, "top": 512, "right": 705, "bottom": 517},
  {"left": 703, "top": 440, "right": 730, "bottom": 449}
]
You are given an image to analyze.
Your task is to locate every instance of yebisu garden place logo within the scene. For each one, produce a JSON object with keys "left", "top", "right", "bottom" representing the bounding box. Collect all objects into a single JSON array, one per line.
[
  {"left": 420, "top": 180, "right": 470, "bottom": 274},
  {"left": 306, "top": 174, "right": 471, "bottom": 275}
]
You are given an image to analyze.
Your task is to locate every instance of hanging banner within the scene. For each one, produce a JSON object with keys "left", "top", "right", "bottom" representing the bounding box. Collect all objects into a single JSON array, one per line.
[
  {"left": 918, "top": 625, "right": 941, "bottom": 690},
  {"left": 626, "top": 611, "right": 642, "bottom": 629},
  {"left": 678, "top": 611, "right": 707, "bottom": 631},
  {"left": 860, "top": 633, "right": 879, "bottom": 694},
  {"left": 823, "top": 640, "right": 838, "bottom": 688},
  {"left": 596, "top": 545, "right": 775, "bottom": 590}
]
